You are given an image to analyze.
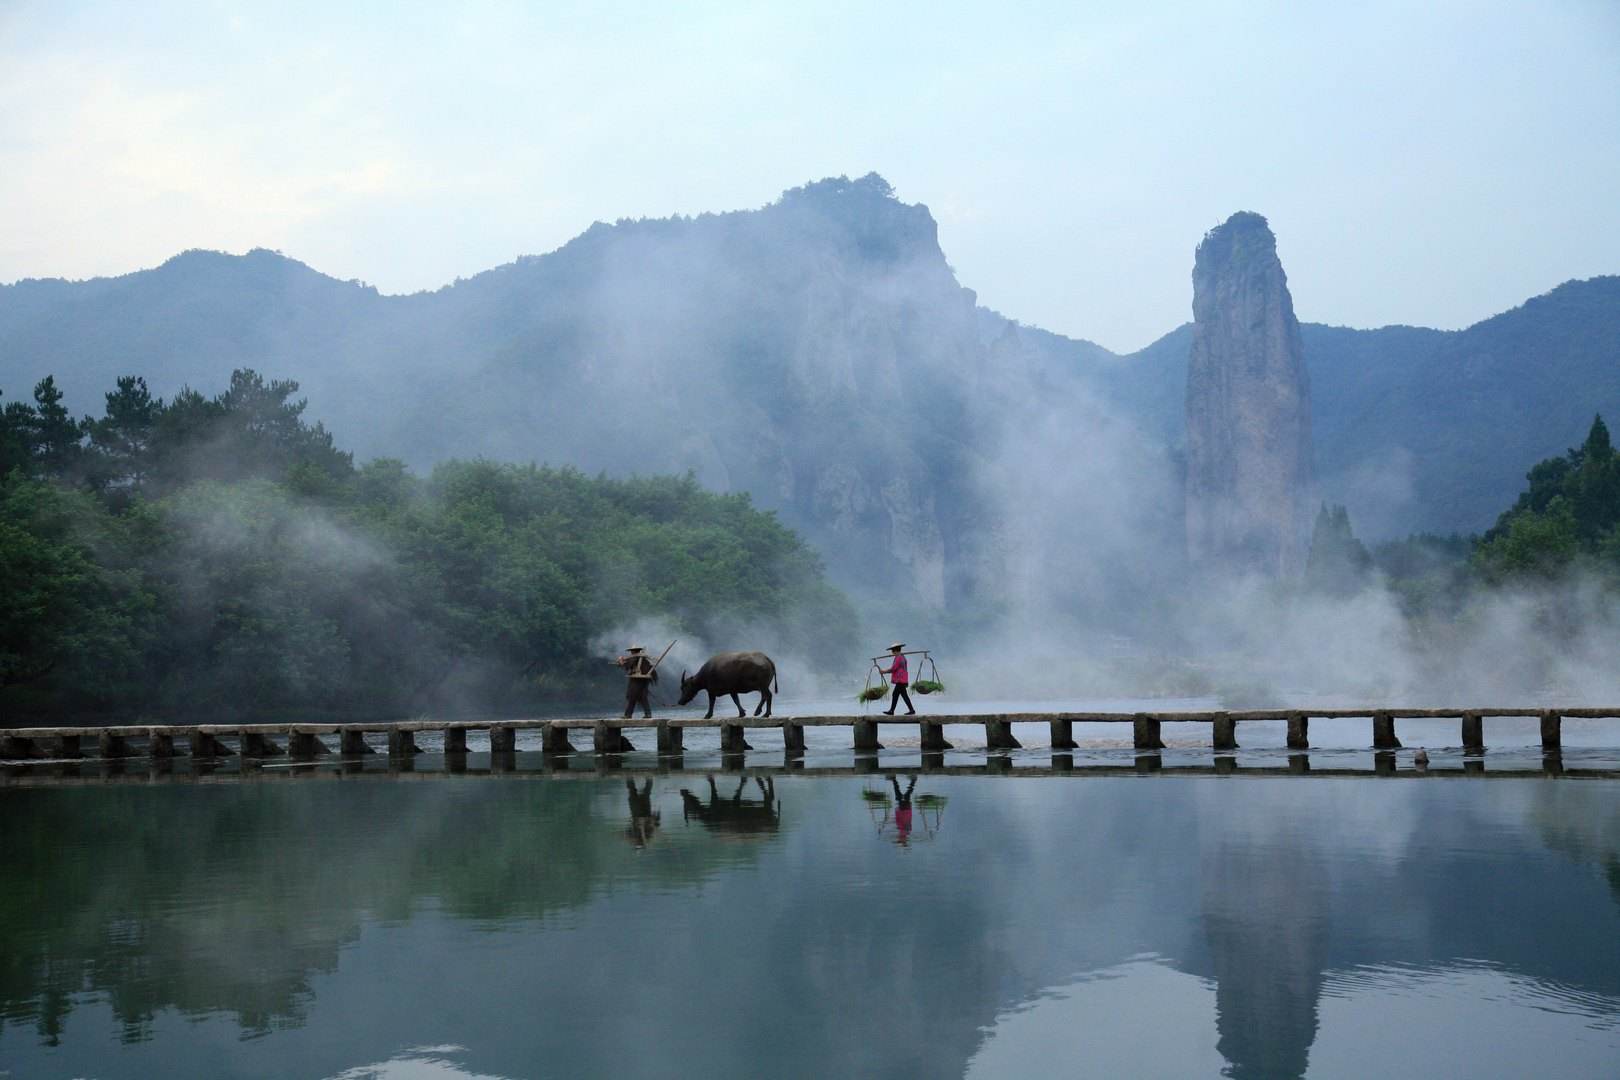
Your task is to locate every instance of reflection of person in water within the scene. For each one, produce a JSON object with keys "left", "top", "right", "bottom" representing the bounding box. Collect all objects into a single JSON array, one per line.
[
  {"left": 624, "top": 779, "right": 661, "bottom": 849},
  {"left": 892, "top": 774, "right": 917, "bottom": 846}
]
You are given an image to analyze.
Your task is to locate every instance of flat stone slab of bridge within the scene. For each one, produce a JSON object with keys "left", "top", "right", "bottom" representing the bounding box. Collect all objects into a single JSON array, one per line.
[{"left": 2, "top": 707, "right": 1615, "bottom": 762}]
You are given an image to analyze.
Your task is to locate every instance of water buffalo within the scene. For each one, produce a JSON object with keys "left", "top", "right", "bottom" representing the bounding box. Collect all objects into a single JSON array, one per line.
[{"left": 678, "top": 650, "right": 778, "bottom": 718}]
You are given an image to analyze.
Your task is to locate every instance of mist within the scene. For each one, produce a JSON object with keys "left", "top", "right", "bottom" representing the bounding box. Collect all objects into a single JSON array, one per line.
[{"left": 6, "top": 175, "right": 1620, "bottom": 717}]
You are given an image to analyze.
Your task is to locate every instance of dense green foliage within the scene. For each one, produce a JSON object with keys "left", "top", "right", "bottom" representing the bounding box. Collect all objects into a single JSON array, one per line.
[
  {"left": 1473, "top": 415, "right": 1620, "bottom": 582},
  {"left": 0, "top": 372, "right": 856, "bottom": 721}
]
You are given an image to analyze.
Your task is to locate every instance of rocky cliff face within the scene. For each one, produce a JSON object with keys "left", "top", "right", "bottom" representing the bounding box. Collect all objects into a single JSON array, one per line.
[{"left": 1184, "top": 212, "right": 1315, "bottom": 575}]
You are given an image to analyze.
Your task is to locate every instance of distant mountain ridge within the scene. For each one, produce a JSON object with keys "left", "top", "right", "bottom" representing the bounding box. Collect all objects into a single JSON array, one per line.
[
  {"left": 1086, "top": 275, "right": 1620, "bottom": 537},
  {"left": 3, "top": 174, "right": 1617, "bottom": 596}
]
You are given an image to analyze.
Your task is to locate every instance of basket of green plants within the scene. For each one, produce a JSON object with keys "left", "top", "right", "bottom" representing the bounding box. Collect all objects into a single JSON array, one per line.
[
  {"left": 912, "top": 679, "right": 946, "bottom": 695},
  {"left": 857, "top": 685, "right": 888, "bottom": 704}
]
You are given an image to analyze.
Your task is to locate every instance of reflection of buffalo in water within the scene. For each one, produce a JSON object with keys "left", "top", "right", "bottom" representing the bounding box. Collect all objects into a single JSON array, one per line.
[
  {"left": 679, "top": 776, "right": 780, "bottom": 838},
  {"left": 677, "top": 651, "right": 778, "bottom": 718}
]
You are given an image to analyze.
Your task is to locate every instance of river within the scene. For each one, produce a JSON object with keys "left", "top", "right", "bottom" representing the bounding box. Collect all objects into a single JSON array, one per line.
[{"left": 3, "top": 699, "right": 1619, "bottom": 1078}]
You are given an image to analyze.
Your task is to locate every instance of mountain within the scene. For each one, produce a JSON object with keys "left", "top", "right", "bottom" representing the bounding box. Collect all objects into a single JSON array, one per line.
[
  {"left": 1183, "top": 211, "right": 1315, "bottom": 575},
  {"left": 1080, "top": 277, "right": 1620, "bottom": 539},
  {"left": 2, "top": 175, "right": 1075, "bottom": 612},
  {"left": 3, "top": 174, "right": 1617, "bottom": 594}
]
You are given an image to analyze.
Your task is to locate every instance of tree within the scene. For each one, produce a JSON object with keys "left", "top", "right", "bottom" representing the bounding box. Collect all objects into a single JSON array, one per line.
[
  {"left": 0, "top": 478, "right": 154, "bottom": 699},
  {"left": 83, "top": 376, "right": 162, "bottom": 495},
  {"left": 1570, "top": 414, "right": 1620, "bottom": 543},
  {"left": 1474, "top": 496, "right": 1580, "bottom": 582},
  {"left": 1476, "top": 413, "right": 1620, "bottom": 578},
  {"left": 145, "top": 370, "right": 353, "bottom": 491},
  {"left": 29, "top": 376, "right": 84, "bottom": 479},
  {"left": 0, "top": 369, "right": 858, "bottom": 720},
  {"left": 0, "top": 389, "right": 37, "bottom": 476},
  {"left": 1304, "top": 503, "right": 1373, "bottom": 596}
]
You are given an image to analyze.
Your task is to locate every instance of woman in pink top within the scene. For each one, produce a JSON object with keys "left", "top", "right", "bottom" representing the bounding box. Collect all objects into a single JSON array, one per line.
[{"left": 879, "top": 642, "right": 915, "bottom": 715}]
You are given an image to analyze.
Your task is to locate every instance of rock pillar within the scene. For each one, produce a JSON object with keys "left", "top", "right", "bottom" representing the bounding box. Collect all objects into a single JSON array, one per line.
[{"left": 1185, "top": 212, "right": 1315, "bottom": 576}]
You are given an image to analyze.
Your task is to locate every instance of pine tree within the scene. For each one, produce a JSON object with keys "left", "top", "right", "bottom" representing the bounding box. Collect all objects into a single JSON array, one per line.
[
  {"left": 29, "top": 376, "right": 84, "bottom": 479},
  {"left": 1305, "top": 503, "right": 1373, "bottom": 595},
  {"left": 84, "top": 376, "right": 162, "bottom": 493}
]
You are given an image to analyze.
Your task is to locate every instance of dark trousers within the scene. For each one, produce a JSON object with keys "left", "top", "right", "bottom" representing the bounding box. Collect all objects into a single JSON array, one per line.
[
  {"left": 624, "top": 680, "right": 652, "bottom": 718},
  {"left": 886, "top": 684, "right": 914, "bottom": 715}
]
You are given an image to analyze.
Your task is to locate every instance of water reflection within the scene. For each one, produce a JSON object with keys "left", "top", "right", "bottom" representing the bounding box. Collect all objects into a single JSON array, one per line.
[
  {"left": 0, "top": 772, "right": 1617, "bottom": 1078},
  {"left": 623, "top": 779, "right": 661, "bottom": 849},
  {"left": 1197, "top": 813, "right": 1331, "bottom": 1078},
  {"left": 679, "top": 775, "right": 780, "bottom": 838},
  {"left": 861, "top": 774, "right": 949, "bottom": 846},
  {"left": 329, "top": 1044, "right": 509, "bottom": 1080}
]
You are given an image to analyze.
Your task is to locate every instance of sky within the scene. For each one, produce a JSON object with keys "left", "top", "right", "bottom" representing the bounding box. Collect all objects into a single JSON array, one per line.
[{"left": 1, "top": 0, "right": 1617, "bottom": 353}]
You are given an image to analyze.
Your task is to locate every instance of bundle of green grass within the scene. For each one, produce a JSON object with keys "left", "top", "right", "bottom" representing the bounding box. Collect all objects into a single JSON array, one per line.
[
  {"left": 857, "top": 685, "right": 888, "bottom": 704},
  {"left": 912, "top": 679, "right": 946, "bottom": 695}
]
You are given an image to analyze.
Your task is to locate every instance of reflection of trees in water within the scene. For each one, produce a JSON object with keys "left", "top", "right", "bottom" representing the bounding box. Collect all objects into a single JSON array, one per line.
[
  {"left": 0, "top": 780, "right": 763, "bottom": 1045},
  {"left": 1529, "top": 782, "right": 1620, "bottom": 911}
]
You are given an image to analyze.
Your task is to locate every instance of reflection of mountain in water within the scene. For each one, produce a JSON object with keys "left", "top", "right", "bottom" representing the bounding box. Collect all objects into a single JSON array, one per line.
[
  {"left": 1175, "top": 781, "right": 1620, "bottom": 1078},
  {"left": 1197, "top": 825, "right": 1329, "bottom": 1078}
]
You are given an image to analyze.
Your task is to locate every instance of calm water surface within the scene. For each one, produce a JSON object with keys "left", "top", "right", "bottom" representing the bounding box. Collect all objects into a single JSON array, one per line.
[{"left": 3, "top": 733, "right": 1619, "bottom": 1078}]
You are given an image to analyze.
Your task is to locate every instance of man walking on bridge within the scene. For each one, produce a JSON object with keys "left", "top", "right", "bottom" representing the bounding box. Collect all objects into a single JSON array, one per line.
[{"left": 618, "top": 645, "right": 658, "bottom": 719}]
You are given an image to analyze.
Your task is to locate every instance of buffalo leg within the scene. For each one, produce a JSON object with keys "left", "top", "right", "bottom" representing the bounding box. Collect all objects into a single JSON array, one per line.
[
  {"left": 704, "top": 693, "right": 716, "bottom": 719},
  {"left": 731, "top": 693, "right": 745, "bottom": 717}
]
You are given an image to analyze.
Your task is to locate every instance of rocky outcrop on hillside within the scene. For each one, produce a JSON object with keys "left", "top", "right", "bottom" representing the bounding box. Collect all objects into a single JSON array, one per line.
[{"left": 1184, "top": 212, "right": 1315, "bottom": 575}]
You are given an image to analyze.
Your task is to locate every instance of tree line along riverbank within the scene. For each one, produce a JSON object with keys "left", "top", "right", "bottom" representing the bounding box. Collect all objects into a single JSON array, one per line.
[{"left": 1, "top": 370, "right": 857, "bottom": 722}]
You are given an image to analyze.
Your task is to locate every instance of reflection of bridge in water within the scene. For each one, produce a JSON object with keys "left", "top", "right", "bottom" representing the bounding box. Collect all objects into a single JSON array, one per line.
[
  {"left": 3, "top": 756, "right": 1619, "bottom": 785},
  {"left": 4, "top": 706, "right": 1620, "bottom": 764}
]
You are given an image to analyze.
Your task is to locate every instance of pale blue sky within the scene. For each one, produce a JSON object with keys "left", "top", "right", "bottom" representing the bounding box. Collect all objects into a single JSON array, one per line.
[{"left": 2, "top": 0, "right": 1617, "bottom": 351}]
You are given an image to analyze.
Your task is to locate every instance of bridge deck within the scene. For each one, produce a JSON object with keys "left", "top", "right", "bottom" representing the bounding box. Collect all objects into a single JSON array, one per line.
[{"left": 1, "top": 707, "right": 1616, "bottom": 761}]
